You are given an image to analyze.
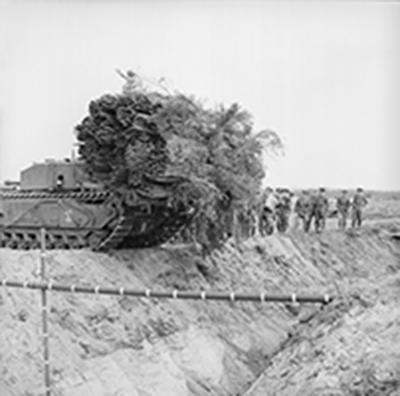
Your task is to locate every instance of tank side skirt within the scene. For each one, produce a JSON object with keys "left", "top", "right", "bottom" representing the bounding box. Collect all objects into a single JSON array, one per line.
[
  {"left": 0, "top": 190, "right": 113, "bottom": 249},
  {"left": 58, "top": 199, "right": 95, "bottom": 228},
  {"left": 3, "top": 200, "right": 49, "bottom": 228},
  {"left": 0, "top": 189, "right": 195, "bottom": 250},
  {"left": 122, "top": 206, "right": 194, "bottom": 248}
]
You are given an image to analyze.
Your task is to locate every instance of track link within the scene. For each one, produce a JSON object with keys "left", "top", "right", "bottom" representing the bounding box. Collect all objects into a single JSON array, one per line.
[
  {"left": 0, "top": 189, "right": 195, "bottom": 251},
  {"left": 122, "top": 207, "right": 194, "bottom": 248},
  {"left": 95, "top": 210, "right": 136, "bottom": 251},
  {"left": 0, "top": 190, "right": 110, "bottom": 202}
]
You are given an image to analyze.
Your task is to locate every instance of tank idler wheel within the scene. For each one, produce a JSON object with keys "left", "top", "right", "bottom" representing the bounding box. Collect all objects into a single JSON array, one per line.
[
  {"left": 17, "top": 235, "right": 31, "bottom": 250},
  {"left": 7, "top": 239, "right": 18, "bottom": 249},
  {"left": 67, "top": 235, "right": 81, "bottom": 249},
  {"left": 4, "top": 233, "right": 18, "bottom": 249},
  {"left": 45, "top": 234, "right": 56, "bottom": 250},
  {"left": 62, "top": 235, "right": 71, "bottom": 250},
  {"left": 77, "top": 236, "right": 86, "bottom": 249},
  {"left": 30, "top": 237, "right": 41, "bottom": 250},
  {"left": 31, "top": 233, "right": 50, "bottom": 249},
  {"left": 88, "top": 232, "right": 104, "bottom": 250},
  {"left": 53, "top": 235, "right": 66, "bottom": 250},
  {"left": 2, "top": 234, "right": 9, "bottom": 248}
]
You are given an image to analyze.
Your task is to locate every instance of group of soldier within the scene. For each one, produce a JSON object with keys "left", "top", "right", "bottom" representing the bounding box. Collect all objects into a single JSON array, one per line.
[
  {"left": 259, "top": 186, "right": 369, "bottom": 235},
  {"left": 174, "top": 186, "right": 369, "bottom": 246}
]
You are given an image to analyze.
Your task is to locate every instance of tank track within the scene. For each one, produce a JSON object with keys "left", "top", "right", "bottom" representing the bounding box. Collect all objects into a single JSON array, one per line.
[
  {"left": 1, "top": 190, "right": 109, "bottom": 202},
  {"left": 0, "top": 190, "right": 194, "bottom": 251},
  {"left": 0, "top": 190, "right": 117, "bottom": 250},
  {"left": 95, "top": 208, "right": 137, "bottom": 251},
  {"left": 121, "top": 206, "right": 195, "bottom": 249}
]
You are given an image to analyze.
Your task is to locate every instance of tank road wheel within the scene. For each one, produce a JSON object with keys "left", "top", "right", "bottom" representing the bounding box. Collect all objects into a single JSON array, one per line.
[
  {"left": 67, "top": 235, "right": 82, "bottom": 249},
  {"left": 0, "top": 233, "right": 7, "bottom": 248},
  {"left": 2, "top": 233, "right": 10, "bottom": 248},
  {"left": 53, "top": 235, "right": 68, "bottom": 250},
  {"left": 53, "top": 236, "right": 62, "bottom": 250},
  {"left": 17, "top": 234, "right": 30, "bottom": 250},
  {"left": 25, "top": 234, "right": 36, "bottom": 249},
  {"left": 5, "top": 233, "right": 18, "bottom": 249},
  {"left": 45, "top": 234, "right": 56, "bottom": 250},
  {"left": 30, "top": 235, "right": 40, "bottom": 250},
  {"left": 62, "top": 235, "right": 72, "bottom": 250}
]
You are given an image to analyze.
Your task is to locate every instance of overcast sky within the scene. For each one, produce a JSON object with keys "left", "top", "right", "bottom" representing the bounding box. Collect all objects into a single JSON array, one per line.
[{"left": 0, "top": 1, "right": 399, "bottom": 190}]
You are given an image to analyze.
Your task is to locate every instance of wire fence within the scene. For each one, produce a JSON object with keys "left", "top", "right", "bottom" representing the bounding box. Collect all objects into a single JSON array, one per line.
[{"left": 1, "top": 228, "right": 333, "bottom": 395}]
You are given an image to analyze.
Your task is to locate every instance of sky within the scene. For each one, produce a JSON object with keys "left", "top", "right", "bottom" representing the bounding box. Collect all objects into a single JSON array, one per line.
[{"left": 0, "top": 0, "right": 399, "bottom": 190}]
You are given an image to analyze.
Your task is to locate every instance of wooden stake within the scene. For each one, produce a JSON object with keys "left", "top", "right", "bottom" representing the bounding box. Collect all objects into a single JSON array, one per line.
[{"left": 40, "top": 228, "right": 51, "bottom": 396}]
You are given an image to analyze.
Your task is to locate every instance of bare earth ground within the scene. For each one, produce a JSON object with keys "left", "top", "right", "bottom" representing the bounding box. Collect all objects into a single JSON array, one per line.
[{"left": 0, "top": 192, "right": 400, "bottom": 395}]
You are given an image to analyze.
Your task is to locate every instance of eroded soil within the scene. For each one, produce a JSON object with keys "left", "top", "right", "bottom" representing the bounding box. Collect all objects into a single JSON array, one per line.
[{"left": 0, "top": 216, "right": 399, "bottom": 395}]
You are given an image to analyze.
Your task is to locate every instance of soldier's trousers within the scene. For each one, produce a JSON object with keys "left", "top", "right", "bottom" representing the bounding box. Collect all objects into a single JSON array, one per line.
[
  {"left": 314, "top": 211, "right": 326, "bottom": 233},
  {"left": 351, "top": 208, "right": 363, "bottom": 228},
  {"left": 302, "top": 214, "right": 312, "bottom": 233},
  {"left": 338, "top": 211, "right": 348, "bottom": 229}
]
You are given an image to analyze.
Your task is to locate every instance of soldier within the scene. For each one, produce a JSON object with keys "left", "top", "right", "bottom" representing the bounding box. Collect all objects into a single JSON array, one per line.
[
  {"left": 260, "top": 187, "right": 278, "bottom": 236},
  {"left": 275, "top": 188, "right": 292, "bottom": 233},
  {"left": 313, "top": 187, "right": 329, "bottom": 233},
  {"left": 351, "top": 187, "right": 368, "bottom": 228},
  {"left": 336, "top": 189, "right": 351, "bottom": 230},
  {"left": 116, "top": 69, "right": 143, "bottom": 95},
  {"left": 247, "top": 205, "right": 257, "bottom": 238},
  {"left": 237, "top": 204, "right": 254, "bottom": 240},
  {"left": 294, "top": 190, "right": 313, "bottom": 232},
  {"left": 292, "top": 193, "right": 301, "bottom": 230},
  {"left": 56, "top": 175, "right": 64, "bottom": 190}
]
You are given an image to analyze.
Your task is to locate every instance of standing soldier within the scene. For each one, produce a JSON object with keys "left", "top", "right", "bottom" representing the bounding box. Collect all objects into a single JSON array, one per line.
[
  {"left": 260, "top": 187, "right": 278, "bottom": 236},
  {"left": 351, "top": 187, "right": 368, "bottom": 228},
  {"left": 313, "top": 187, "right": 329, "bottom": 233},
  {"left": 294, "top": 190, "right": 313, "bottom": 232},
  {"left": 292, "top": 192, "right": 301, "bottom": 230},
  {"left": 336, "top": 189, "right": 351, "bottom": 230},
  {"left": 116, "top": 69, "right": 143, "bottom": 96},
  {"left": 255, "top": 187, "right": 269, "bottom": 236},
  {"left": 238, "top": 203, "right": 255, "bottom": 239},
  {"left": 275, "top": 188, "right": 292, "bottom": 233},
  {"left": 247, "top": 205, "right": 257, "bottom": 238}
]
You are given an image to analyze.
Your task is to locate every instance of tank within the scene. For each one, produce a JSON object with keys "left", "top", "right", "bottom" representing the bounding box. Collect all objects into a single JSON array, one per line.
[{"left": 0, "top": 160, "right": 194, "bottom": 250}]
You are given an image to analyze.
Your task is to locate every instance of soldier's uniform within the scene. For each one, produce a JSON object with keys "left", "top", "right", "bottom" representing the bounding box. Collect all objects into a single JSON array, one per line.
[
  {"left": 275, "top": 189, "right": 292, "bottom": 233},
  {"left": 312, "top": 189, "right": 329, "bottom": 233},
  {"left": 294, "top": 191, "right": 313, "bottom": 232},
  {"left": 117, "top": 69, "right": 143, "bottom": 96},
  {"left": 351, "top": 189, "right": 368, "bottom": 228},
  {"left": 239, "top": 205, "right": 257, "bottom": 239},
  {"left": 260, "top": 190, "right": 278, "bottom": 236},
  {"left": 336, "top": 191, "right": 351, "bottom": 230}
]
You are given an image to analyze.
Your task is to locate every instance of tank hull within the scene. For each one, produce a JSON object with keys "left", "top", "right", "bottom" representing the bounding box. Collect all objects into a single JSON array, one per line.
[{"left": 0, "top": 189, "right": 193, "bottom": 250}]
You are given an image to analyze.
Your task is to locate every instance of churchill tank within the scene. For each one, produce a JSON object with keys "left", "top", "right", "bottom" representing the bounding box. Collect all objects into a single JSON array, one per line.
[{"left": 0, "top": 159, "right": 194, "bottom": 250}]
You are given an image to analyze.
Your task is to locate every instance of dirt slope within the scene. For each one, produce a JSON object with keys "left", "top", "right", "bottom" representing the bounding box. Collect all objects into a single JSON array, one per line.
[
  {"left": 244, "top": 226, "right": 400, "bottom": 395},
  {"left": 0, "top": 221, "right": 399, "bottom": 395}
]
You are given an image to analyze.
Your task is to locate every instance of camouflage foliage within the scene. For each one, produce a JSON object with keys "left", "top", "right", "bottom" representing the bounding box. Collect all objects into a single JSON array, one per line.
[{"left": 75, "top": 85, "right": 282, "bottom": 253}]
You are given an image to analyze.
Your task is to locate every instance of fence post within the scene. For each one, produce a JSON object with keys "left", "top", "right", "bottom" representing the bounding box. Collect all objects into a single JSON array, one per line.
[{"left": 40, "top": 228, "right": 51, "bottom": 396}]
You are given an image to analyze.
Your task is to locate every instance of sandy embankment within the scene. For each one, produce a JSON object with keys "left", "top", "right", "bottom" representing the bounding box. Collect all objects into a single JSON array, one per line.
[{"left": 0, "top": 224, "right": 399, "bottom": 396}]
